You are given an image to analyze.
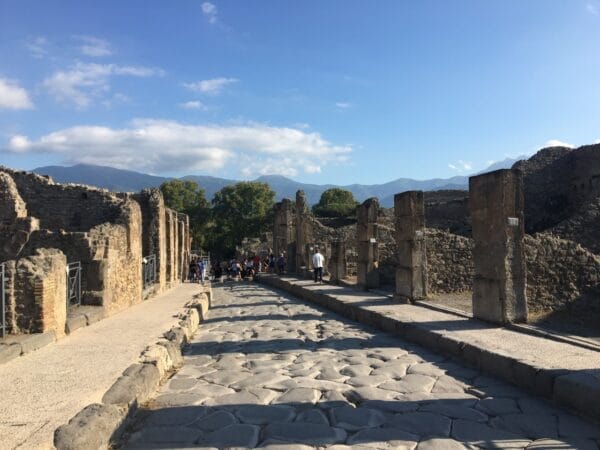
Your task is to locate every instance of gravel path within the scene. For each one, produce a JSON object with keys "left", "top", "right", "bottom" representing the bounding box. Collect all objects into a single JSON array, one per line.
[
  {"left": 123, "top": 282, "right": 600, "bottom": 449},
  {"left": 0, "top": 282, "right": 200, "bottom": 450}
]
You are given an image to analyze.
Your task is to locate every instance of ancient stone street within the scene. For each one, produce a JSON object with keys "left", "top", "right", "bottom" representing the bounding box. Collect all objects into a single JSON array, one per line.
[{"left": 122, "top": 283, "right": 600, "bottom": 449}]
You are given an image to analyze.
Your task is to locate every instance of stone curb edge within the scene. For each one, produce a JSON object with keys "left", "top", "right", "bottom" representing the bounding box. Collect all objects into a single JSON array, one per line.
[
  {"left": 52, "top": 286, "right": 212, "bottom": 450},
  {"left": 258, "top": 275, "right": 600, "bottom": 424}
]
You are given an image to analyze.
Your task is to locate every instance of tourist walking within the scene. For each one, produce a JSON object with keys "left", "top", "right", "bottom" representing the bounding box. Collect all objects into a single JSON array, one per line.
[
  {"left": 312, "top": 248, "right": 324, "bottom": 283},
  {"left": 277, "top": 253, "right": 286, "bottom": 275}
]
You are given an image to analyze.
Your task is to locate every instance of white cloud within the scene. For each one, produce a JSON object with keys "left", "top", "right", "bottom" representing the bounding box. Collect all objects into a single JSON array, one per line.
[
  {"left": 5, "top": 120, "right": 352, "bottom": 176},
  {"left": 43, "top": 62, "right": 164, "bottom": 108},
  {"left": 183, "top": 77, "right": 238, "bottom": 95},
  {"left": 202, "top": 2, "right": 218, "bottom": 24},
  {"left": 25, "top": 36, "right": 49, "bottom": 58},
  {"left": 0, "top": 78, "right": 34, "bottom": 110},
  {"left": 448, "top": 160, "right": 473, "bottom": 172},
  {"left": 335, "top": 102, "right": 353, "bottom": 109},
  {"left": 179, "top": 100, "right": 206, "bottom": 110},
  {"left": 75, "top": 36, "right": 112, "bottom": 57},
  {"left": 541, "top": 139, "right": 574, "bottom": 149},
  {"left": 587, "top": 2, "right": 599, "bottom": 15}
]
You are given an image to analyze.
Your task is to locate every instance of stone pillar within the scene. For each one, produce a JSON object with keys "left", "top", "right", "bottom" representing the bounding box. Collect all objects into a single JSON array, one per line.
[
  {"left": 273, "top": 198, "right": 296, "bottom": 272},
  {"left": 357, "top": 198, "right": 380, "bottom": 290},
  {"left": 134, "top": 189, "right": 167, "bottom": 292},
  {"left": 295, "top": 191, "right": 313, "bottom": 274},
  {"left": 329, "top": 241, "right": 346, "bottom": 284},
  {"left": 165, "top": 209, "right": 176, "bottom": 286},
  {"left": 395, "top": 191, "right": 427, "bottom": 302},
  {"left": 177, "top": 214, "right": 186, "bottom": 281},
  {"left": 470, "top": 169, "right": 527, "bottom": 324}
]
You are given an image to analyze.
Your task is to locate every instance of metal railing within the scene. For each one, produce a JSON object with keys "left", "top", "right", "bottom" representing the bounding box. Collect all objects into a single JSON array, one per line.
[
  {"left": 67, "top": 262, "right": 82, "bottom": 307},
  {"left": 143, "top": 255, "right": 157, "bottom": 289},
  {"left": 1, "top": 263, "right": 6, "bottom": 338}
]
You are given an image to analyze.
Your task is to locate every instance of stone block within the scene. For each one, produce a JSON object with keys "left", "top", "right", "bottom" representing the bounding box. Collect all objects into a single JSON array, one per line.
[
  {"left": 20, "top": 330, "right": 56, "bottom": 354},
  {"left": 0, "top": 343, "right": 22, "bottom": 364},
  {"left": 65, "top": 314, "right": 87, "bottom": 334},
  {"left": 54, "top": 403, "right": 127, "bottom": 450},
  {"left": 164, "top": 326, "right": 188, "bottom": 347},
  {"left": 102, "top": 363, "right": 161, "bottom": 407},
  {"left": 140, "top": 344, "right": 173, "bottom": 378},
  {"left": 553, "top": 372, "right": 600, "bottom": 421},
  {"left": 157, "top": 339, "right": 183, "bottom": 368}
]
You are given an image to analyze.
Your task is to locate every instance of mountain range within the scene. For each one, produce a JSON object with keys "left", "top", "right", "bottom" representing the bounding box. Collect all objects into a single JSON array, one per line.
[{"left": 33, "top": 156, "right": 524, "bottom": 208}]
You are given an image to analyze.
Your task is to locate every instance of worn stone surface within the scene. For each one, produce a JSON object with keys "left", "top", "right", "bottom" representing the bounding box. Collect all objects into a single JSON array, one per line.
[{"left": 122, "top": 283, "right": 600, "bottom": 448}]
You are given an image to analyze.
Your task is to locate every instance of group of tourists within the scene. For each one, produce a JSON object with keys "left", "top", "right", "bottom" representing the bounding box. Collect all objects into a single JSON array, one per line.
[
  {"left": 187, "top": 248, "right": 326, "bottom": 283},
  {"left": 188, "top": 258, "right": 208, "bottom": 283}
]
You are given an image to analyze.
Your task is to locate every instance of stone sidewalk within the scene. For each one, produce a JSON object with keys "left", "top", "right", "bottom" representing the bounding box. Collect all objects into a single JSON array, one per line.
[
  {"left": 122, "top": 283, "right": 600, "bottom": 449},
  {"left": 0, "top": 282, "right": 202, "bottom": 450}
]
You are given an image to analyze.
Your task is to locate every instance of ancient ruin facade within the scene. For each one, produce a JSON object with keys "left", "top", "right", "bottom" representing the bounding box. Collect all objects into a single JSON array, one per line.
[{"left": 0, "top": 167, "right": 190, "bottom": 337}]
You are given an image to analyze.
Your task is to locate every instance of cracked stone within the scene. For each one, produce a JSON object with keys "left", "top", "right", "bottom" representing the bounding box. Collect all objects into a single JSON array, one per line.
[
  {"left": 235, "top": 404, "right": 296, "bottom": 424},
  {"left": 262, "top": 422, "right": 347, "bottom": 445},
  {"left": 385, "top": 412, "right": 451, "bottom": 437},
  {"left": 199, "top": 423, "right": 260, "bottom": 448},
  {"left": 379, "top": 374, "right": 436, "bottom": 394}
]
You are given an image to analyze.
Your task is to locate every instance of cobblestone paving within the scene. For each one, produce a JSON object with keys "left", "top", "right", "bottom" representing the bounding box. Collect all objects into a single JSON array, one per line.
[{"left": 122, "top": 283, "right": 600, "bottom": 449}]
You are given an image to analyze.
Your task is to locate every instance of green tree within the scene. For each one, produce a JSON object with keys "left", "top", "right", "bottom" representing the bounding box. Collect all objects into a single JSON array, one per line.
[
  {"left": 160, "top": 180, "right": 211, "bottom": 248},
  {"left": 210, "top": 182, "right": 275, "bottom": 256},
  {"left": 312, "top": 188, "right": 359, "bottom": 217}
]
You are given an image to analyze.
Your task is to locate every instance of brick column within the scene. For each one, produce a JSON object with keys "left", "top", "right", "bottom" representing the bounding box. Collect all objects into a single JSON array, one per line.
[
  {"left": 395, "top": 191, "right": 427, "bottom": 302},
  {"left": 329, "top": 241, "right": 346, "bottom": 284},
  {"left": 357, "top": 198, "right": 380, "bottom": 290},
  {"left": 470, "top": 169, "right": 527, "bottom": 324}
]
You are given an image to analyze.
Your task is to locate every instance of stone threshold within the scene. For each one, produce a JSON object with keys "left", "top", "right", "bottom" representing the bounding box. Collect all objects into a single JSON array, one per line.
[{"left": 257, "top": 275, "right": 600, "bottom": 423}]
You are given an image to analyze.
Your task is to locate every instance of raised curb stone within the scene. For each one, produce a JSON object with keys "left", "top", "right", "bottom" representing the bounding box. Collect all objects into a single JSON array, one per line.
[{"left": 54, "top": 403, "right": 126, "bottom": 450}]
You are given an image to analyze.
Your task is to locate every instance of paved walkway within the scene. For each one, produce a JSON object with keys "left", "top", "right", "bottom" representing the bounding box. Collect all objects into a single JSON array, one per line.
[
  {"left": 122, "top": 283, "right": 600, "bottom": 449},
  {"left": 0, "top": 282, "right": 201, "bottom": 450}
]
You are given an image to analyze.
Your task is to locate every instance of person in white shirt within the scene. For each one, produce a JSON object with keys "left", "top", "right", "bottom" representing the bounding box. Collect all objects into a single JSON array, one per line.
[{"left": 312, "top": 248, "right": 325, "bottom": 283}]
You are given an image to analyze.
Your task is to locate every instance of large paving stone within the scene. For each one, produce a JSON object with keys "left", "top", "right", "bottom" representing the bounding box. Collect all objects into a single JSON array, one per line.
[
  {"left": 191, "top": 410, "right": 237, "bottom": 431},
  {"left": 200, "top": 423, "right": 260, "bottom": 448},
  {"left": 126, "top": 426, "right": 201, "bottom": 447},
  {"left": 235, "top": 405, "right": 296, "bottom": 424},
  {"left": 262, "top": 422, "right": 347, "bottom": 445},
  {"left": 203, "top": 390, "right": 262, "bottom": 406},
  {"left": 385, "top": 411, "right": 451, "bottom": 437},
  {"left": 346, "top": 386, "right": 398, "bottom": 403},
  {"left": 295, "top": 408, "right": 329, "bottom": 425},
  {"left": 416, "top": 438, "right": 469, "bottom": 450},
  {"left": 346, "top": 374, "right": 390, "bottom": 387},
  {"left": 526, "top": 438, "right": 599, "bottom": 450},
  {"left": 452, "top": 419, "right": 532, "bottom": 448},
  {"left": 420, "top": 402, "right": 488, "bottom": 422},
  {"left": 557, "top": 414, "right": 600, "bottom": 439},
  {"left": 379, "top": 374, "right": 437, "bottom": 394},
  {"left": 144, "top": 407, "right": 206, "bottom": 427},
  {"left": 407, "top": 363, "right": 446, "bottom": 377},
  {"left": 231, "top": 372, "right": 290, "bottom": 389},
  {"left": 476, "top": 398, "right": 521, "bottom": 416},
  {"left": 346, "top": 427, "right": 418, "bottom": 448},
  {"left": 491, "top": 413, "right": 558, "bottom": 439},
  {"left": 273, "top": 388, "right": 321, "bottom": 405},
  {"left": 202, "top": 369, "right": 249, "bottom": 386},
  {"left": 330, "top": 406, "right": 386, "bottom": 430}
]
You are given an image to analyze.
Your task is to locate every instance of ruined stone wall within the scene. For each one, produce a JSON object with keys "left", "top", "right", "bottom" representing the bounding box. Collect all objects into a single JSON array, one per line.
[
  {"left": 11, "top": 249, "right": 67, "bottom": 336},
  {"left": 524, "top": 233, "right": 600, "bottom": 317},
  {"left": 1, "top": 167, "right": 123, "bottom": 232}
]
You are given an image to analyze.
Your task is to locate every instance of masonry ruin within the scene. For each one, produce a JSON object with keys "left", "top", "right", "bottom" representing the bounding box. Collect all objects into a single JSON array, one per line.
[
  {"left": 0, "top": 167, "right": 190, "bottom": 339},
  {"left": 272, "top": 149, "right": 600, "bottom": 329}
]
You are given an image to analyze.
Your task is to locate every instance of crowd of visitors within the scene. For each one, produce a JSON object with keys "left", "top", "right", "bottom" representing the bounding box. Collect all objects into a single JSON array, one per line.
[{"left": 188, "top": 248, "right": 326, "bottom": 284}]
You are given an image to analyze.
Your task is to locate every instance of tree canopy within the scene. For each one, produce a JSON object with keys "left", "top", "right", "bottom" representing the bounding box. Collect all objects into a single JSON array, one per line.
[
  {"left": 210, "top": 182, "right": 275, "bottom": 256},
  {"left": 160, "top": 180, "right": 211, "bottom": 248},
  {"left": 312, "top": 188, "right": 359, "bottom": 217}
]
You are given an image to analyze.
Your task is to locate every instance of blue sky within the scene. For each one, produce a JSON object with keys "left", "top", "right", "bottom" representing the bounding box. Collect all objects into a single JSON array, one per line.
[{"left": 1, "top": 1, "right": 599, "bottom": 185}]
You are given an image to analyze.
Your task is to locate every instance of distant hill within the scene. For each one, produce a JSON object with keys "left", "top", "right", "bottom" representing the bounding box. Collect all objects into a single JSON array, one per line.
[
  {"left": 33, "top": 164, "right": 170, "bottom": 193},
  {"left": 32, "top": 156, "right": 523, "bottom": 207}
]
